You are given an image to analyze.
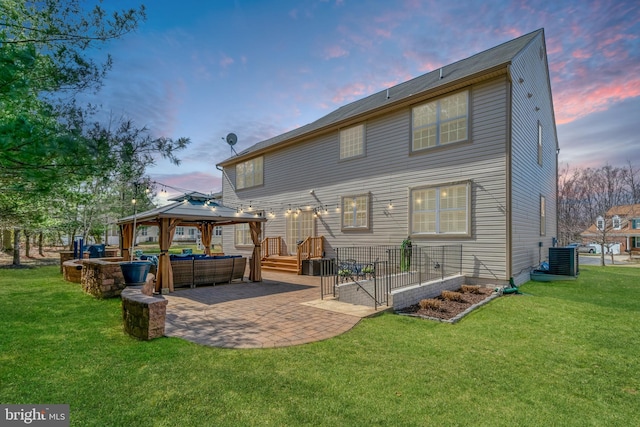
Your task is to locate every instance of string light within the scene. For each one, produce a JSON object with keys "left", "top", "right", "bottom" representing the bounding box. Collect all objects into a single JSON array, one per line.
[{"left": 148, "top": 180, "right": 401, "bottom": 221}]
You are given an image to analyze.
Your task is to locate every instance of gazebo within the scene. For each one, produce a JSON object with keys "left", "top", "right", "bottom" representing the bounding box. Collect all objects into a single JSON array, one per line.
[{"left": 117, "top": 194, "right": 266, "bottom": 293}]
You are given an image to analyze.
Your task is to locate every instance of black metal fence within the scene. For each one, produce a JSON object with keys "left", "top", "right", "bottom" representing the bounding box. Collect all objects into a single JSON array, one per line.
[{"left": 320, "top": 245, "right": 463, "bottom": 307}]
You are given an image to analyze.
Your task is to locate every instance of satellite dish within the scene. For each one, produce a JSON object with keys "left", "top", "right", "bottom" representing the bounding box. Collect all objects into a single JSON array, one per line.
[{"left": 226, "top": 133, "right": 237, "bottom": 146}]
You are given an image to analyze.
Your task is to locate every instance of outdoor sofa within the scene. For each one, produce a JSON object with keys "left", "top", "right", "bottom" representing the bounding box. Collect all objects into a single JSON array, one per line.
[{"left": 169, "top": 255, "right": 247, "bottom": 288}]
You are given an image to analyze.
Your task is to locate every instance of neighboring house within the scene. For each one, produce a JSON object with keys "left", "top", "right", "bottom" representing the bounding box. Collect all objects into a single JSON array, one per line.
[
  {"left": 217, "top": 29, "right": 558, "bottom": 286},
  {"left": 581, "top": 204, "right": 640, "bottom": 255}
]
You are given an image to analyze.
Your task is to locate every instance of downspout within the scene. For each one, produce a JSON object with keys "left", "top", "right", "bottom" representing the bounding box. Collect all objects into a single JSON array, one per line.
[{"left": 505, "top": 67, "right": 514, "bottom": 282}]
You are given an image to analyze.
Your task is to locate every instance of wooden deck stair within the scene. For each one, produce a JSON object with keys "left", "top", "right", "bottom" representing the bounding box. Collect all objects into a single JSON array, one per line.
[{"left": 261, "top": 255, "right": 299, "bottom": 274}]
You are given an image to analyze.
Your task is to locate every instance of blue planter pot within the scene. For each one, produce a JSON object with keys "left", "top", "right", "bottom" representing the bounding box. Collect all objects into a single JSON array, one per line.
[{"left": 120, "top": 261, "right": 151, "bottom": 286}]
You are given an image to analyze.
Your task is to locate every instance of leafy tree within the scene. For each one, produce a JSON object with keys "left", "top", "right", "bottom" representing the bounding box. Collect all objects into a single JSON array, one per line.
[
  {"left": 0, "top": 1, "right": 147, "bottom": 192},
  {"left": 0, "top": 2, "right": 190, "bottom": 264}
]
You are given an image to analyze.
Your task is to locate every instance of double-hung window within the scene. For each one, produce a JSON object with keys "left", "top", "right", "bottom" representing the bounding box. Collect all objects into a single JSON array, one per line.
[
  {"left": 410, "top": 182, "right": 470, "bottom": 236},
  {"left": 412, "top": 91, "right": 468, "bottom": 151},
  {"left": 340, "top": 124, "right": 365, "bottom": 160},
  {"left": 341, "top": 194, "right": 370, "bottom": 230},
  {"left": 236, "top": 156, "right": 263, "bottom": 189},
  {"left": 596, "top": 216, "right": 605, "bottom": 231},
  {"left": 612, "top": 215, "right": 621, "bottom": 230}
]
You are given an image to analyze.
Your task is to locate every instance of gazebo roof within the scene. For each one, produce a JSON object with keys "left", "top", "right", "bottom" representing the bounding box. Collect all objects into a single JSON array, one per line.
[{"left": 116, "top": 199, "right": 266, "bottom": 227}]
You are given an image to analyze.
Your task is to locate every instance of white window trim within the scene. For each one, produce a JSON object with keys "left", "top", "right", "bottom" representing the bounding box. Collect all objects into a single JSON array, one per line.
[
  {"left": 410, "top": 181, "right": 471, "bottom": 237},
  {"left": 596, "top": 216, "right": 605, "bottom": 231},
  {"left": 339, "top": 124, "right": 366, "bottom": 160},
  {"left": 612, "top": 215, "right": 621, "bottom": 230},
  {"left": 411, "top": 90, "right": 469, "bottom": 152},
  {"left": 341, "top": 193, "right": 370, "bottom": 231}
]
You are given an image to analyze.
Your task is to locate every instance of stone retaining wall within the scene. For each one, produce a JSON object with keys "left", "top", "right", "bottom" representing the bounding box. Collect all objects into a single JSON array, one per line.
[
  {"left": 336, "top": 274, "right": 466, "bottom": 309},
  {"left": 390, "top": 274, "right": 466, "bottom": 309},
  {"left": 121, "top": 286, "right": 167, "bottom": 340},
  {"left": 81, "top": 258, "right": 125, "bottom": 298}
]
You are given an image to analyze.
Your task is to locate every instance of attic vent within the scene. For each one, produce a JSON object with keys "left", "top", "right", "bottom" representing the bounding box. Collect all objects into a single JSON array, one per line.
[{"left": 439, "top": 68, "right": 443, "bottom": 79}]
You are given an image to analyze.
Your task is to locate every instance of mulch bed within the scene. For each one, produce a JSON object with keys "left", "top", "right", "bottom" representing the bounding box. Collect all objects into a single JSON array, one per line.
[{"left": 396, "top": 287, "right": 497, "bottom": 322}]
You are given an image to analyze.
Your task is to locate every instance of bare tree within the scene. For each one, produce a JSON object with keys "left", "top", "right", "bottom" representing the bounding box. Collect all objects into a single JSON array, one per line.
[
  {"left": 582, "top": 165, "right": 629, "bottom": 266},
  {"left": 558, "top": 163, "right": 636, "bottom": 266},
  {"left": 625, "top": 161, "right": 640, "bottom": 204},
  {"left": 557, "top": 165, "right": 590, "bottom": 245}
]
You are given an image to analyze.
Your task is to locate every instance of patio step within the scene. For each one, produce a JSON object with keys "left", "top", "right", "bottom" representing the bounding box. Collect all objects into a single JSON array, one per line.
[{"left": 261, "top": 256, "right": 299, "bottom": 274}]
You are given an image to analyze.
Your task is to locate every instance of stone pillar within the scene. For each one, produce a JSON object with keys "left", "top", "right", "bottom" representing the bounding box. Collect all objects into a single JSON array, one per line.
[
  {"left": 121, "top": 287, "right": 168, "bottom": 340},
  {"left": 81, "top": 258, "right": 125, "bottom": 298}
]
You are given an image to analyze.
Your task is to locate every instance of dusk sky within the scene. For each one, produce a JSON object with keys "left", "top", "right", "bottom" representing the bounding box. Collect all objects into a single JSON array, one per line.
[{"left": 87, "top": 0, "right": 640, "bottom": 198}]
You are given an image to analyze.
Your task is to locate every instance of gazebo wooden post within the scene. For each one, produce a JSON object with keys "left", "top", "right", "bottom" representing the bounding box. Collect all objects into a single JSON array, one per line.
[
  {"left": 249, "top": 221, "right": 262, "bottom": 282},
  {"left": 156, "top": 218, "right": 179, "bottom": 293}
]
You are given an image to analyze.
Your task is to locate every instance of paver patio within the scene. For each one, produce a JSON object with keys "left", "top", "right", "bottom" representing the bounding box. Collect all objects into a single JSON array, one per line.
[{"left": 163, "top": 271, "right": 385, "bottom": 348}]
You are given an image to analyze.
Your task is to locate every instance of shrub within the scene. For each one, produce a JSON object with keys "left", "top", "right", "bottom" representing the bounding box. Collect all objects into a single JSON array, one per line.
[
  {"left": 461, "top": 285, "right": 481, "bottom": 294},
  {"left": 362, "top": 265, "right": 375, "bottom": 274},
  {"left": 441, "top": 290, "right": 464, "bottom": 302},
  {"left": 419, "top": 298, "right": 442, "bottom": 311}
]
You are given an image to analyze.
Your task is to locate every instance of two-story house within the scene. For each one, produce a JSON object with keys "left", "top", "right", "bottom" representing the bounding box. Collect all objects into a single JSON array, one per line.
[
  {"left": 217, "top": 29, "right": 559, "bottom": 286},
  {"left": 581, "top": 204, "right": 640, "bottom": 255}
]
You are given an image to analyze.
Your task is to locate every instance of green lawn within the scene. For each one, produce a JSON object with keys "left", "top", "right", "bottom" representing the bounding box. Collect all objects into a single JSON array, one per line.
[{"left": 1, "top": 266, "right": 638, "bottom": 426}]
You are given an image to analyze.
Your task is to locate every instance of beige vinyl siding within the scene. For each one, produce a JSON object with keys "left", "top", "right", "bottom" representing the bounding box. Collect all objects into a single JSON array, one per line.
[
  {"left": 222, "top": 78, "right": 510, "bottom": 282},
  {"left": 509, "top": 33, "right": 558, "bottom": 284}
]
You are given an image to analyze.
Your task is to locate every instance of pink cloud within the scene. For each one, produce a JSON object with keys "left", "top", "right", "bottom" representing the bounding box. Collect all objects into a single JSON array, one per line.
[
  {"left": 554, "top": 77, "right": 640, "bottom": 125},
  {"left": 571, "top": 49, "right": 591, "bottom": 59},
  {"left": 374, "top": 28, "right": 392, "bottom": 38},
  {"left": 220, "top": 54, "right": 234, "bottom": 68},
  {"left": 323, "top": 45, "right": 349, "bottom": 59},
  {"left": 331, "top": 81, "right": 368, "bottom": 104}
]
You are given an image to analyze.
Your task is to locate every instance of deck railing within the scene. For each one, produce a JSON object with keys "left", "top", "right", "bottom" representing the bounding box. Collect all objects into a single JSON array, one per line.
[
  {"left": 296, "top": 236, "right": 324, "bottom": 274},
  {"left": 320, "top": 245, "right": 463, "bottom": 303},
  {"left": 261, "top": 236, "right": 283, "bottom": 259}
]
